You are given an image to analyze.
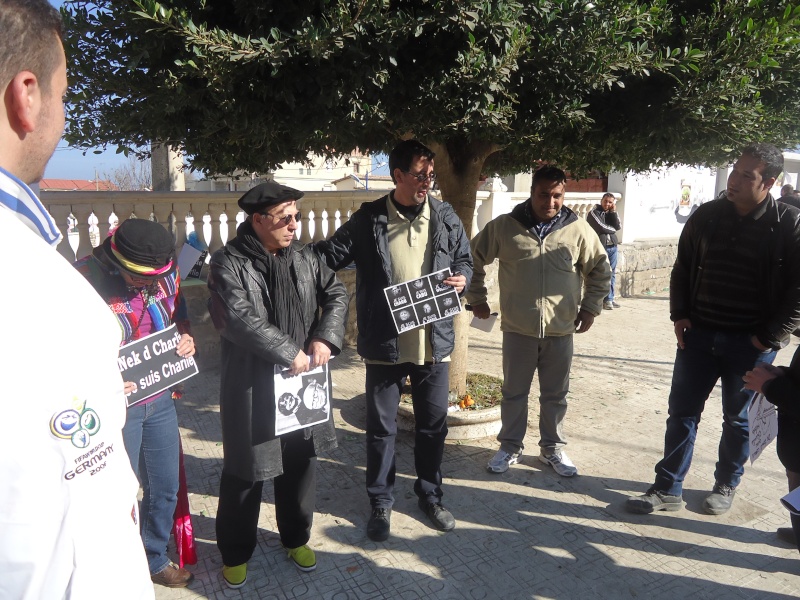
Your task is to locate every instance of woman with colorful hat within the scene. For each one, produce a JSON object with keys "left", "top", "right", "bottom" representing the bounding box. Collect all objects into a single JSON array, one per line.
[{"left": 75, "top": 218, "right": 196, "bottom": 588}]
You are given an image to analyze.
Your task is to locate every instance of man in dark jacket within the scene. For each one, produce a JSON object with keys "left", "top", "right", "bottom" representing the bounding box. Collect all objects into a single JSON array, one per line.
[
  {"left": 207, "top": 181, "right": 347, "bottom": 589},
  {"left": 587, "top": 193, "right": 622, "bottom": 310},
  {"left": 315, "top": 140, "right": 473, "bottom": 542},
  {"left": 627, "top": 143, "right": 800, "bottom": 517}
]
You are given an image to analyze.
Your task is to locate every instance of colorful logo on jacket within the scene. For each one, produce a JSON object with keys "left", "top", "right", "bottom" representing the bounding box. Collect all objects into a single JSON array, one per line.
[{"left": 50, "top": 398, "right": 101, "bottom": 448}]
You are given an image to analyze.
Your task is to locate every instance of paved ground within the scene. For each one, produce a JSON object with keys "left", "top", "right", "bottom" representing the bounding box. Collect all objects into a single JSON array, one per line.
[{"left": 157, "top": 295, "right": 800, "bottom": 600}]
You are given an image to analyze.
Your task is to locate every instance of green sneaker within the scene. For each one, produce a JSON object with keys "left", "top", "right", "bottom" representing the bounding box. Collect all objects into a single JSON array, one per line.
[
  {"left": 222, "top": 563, "right": 247, "bottom": 589},
  {"left": 286, "top": 544, "right": 316, "bottom": 572}
]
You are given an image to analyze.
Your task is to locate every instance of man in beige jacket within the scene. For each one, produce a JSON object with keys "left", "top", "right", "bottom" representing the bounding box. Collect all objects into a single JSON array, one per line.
[{"left": 467, "top": 166, "right": 610, "bottom": 477}]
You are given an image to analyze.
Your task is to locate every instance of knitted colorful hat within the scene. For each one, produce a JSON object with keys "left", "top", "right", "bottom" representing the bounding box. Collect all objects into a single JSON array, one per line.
[{"left": 100, "top": 218, "right": 176, "bottom": 280}]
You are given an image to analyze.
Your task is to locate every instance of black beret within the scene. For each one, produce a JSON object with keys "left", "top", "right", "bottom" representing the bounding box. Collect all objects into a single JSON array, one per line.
[{"left": 238, "top": 181, "right": 305, "bottom": 215}]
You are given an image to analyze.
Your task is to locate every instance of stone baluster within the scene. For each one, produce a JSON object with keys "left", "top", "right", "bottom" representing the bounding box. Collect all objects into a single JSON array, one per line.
[
  {"left": 113, "top": 202, "right": 135, "bottom": 225},
  {"left": 325, "top": 204, "right": 338, "bottom": 240},
  {"left": 134, "top": 203, "right": 155, "bottom": 222},
  {"left": 172, "top": 203, "right": 191, "bottom": 248},
  {"left": 47, "top": 204, "right": 74, "bottom": 262},
  {"left": 206, "top": 202, "right": 227, "bottom": 254},
  {"left": 72, "top": 203, "right": 95, "bottom": 260},
  {"left": 218, "top": 204, "right": 236, "bottom": 247},
  {"left": 298, "top": 205, "right": 313, "bottom": 244},
  {"left": 312, "top": 201, "right": 326, "bottom": 242},
  {"left": 93, "top": 204, "right": 115, "bottom": 244}
]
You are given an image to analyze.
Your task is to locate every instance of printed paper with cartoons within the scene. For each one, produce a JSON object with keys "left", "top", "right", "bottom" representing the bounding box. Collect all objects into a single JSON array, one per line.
[
  {"left": 384, "top": 268, "right": 461, "bottom": 334},
  {"left": 274, "top": 364, "right": 331, "bottom": 436}
]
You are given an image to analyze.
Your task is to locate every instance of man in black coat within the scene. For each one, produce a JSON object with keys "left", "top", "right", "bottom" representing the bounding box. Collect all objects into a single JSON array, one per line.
[
  {"left": 316, "top": 140, "right": 473, "bottom": 542},
  {"left": 627, "top": 143, "right": 800, "bottom": 517},
  {"left": 207, "top": 181, "right": 347, "bottom": 588}
]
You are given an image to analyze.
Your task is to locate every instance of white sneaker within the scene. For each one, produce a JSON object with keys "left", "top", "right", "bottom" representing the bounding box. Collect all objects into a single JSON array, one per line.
[
  {"left": 538, "top": 451, "right": 577, "bottom": 477},
  {"left": 487, "top": 449, "right": 522, "bottom": 473}
]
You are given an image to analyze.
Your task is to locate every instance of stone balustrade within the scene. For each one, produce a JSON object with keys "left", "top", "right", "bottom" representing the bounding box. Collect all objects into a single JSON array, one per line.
[{"left": 41, "top": 187, "right": 606, "bottom": 263}]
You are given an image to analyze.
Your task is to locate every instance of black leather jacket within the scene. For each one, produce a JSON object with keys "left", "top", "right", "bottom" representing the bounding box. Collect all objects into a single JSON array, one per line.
[
  {"left": 207, "top": 237, "right": 347, "bottom": 481},
  {"left": 315, "top": 194, "right": 473, "bottom": 363},
  {"left": 670, "top": 194, "right": 800, "bottom": 350}
]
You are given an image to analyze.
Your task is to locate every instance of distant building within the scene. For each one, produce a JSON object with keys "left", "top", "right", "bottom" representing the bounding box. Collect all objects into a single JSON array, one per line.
[{"left": 40, "top": 178, "right": 118, "bottom": 192}]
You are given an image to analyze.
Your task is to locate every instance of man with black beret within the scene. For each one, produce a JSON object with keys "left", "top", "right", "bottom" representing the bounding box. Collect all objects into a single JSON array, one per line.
[{"left": 208, "top": 181, "right": 348, "bottom": 588}]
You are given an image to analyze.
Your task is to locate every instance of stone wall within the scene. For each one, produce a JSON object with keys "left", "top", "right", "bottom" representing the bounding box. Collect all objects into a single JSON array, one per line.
[{"left": 617, "top": 238, "right": 678, "bottom": 297}]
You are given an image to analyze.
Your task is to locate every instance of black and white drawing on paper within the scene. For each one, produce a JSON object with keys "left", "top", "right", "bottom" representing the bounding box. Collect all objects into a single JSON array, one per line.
[
  {"left": 383, "top": 268, "right": 461, "bottom": 333},
  {"left": 274, "top": 364, "right": 330, "bottom": 435}
]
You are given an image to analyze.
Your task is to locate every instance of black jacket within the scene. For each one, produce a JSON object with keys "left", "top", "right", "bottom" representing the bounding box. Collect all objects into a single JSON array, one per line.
[
  {"left": 207, "top": 237, "right": 347, "bottom": 481},
  {"left": 315, "top": 194, "right": 473, "bottom": 363},
  {"left": 586, "top": 204, "right": 621, "bottom": 246},
  {"left": 670, "top": 194, "right": 800, "bottom": 350}
]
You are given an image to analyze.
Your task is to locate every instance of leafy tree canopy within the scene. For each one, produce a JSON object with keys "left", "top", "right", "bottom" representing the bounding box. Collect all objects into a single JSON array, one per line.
[{"left": 64, "top": 0, "right": 800, "bottom": 203}]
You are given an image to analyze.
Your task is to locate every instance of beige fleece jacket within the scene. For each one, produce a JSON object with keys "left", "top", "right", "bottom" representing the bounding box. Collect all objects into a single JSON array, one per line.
[{"left": 466, "top": 210, "right": 610, "bottom": 338}]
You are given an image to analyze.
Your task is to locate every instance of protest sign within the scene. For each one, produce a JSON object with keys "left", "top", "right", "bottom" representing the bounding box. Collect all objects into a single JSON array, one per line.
[
  {"left": 118, "top": 324, "right": 199, "bottom": 407},
  {"left": 748, "top": 392, "right": 778, "bottom": 464},
  {"left": 274, "top": 364, "right": 331, "bottom": 436},
  {"left": 384, "top": 268, "right": 461, "bottom": 334},
  {"left": 177, "top": 244, "right": 208, "bottom": 280}
]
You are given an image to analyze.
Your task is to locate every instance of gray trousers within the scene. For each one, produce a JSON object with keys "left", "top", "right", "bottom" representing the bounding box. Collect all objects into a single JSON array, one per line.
[{"left": 498, "top": 331, "right": 573, "bottom": 455}]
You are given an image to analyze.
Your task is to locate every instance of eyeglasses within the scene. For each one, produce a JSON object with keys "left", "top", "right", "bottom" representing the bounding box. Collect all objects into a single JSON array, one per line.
[
  {"left": 404, "top": 171, "right": 436, "bottom": 183},
  {"left": 264, "top": 211, "right": 302, "bottom": 226}
]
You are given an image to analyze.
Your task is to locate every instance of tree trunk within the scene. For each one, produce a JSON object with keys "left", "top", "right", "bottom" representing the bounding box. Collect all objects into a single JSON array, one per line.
[{"left": 426, "top": 139, "right": 498, "bottom": 396}]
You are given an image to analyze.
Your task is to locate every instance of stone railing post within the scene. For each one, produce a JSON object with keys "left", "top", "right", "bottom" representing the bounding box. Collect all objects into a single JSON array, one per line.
[{"left": 47, "top": 204, "right": 74, "bottom": 262}]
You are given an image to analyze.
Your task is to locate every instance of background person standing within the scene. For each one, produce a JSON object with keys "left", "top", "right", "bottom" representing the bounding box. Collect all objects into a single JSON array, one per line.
[{"left": 587, "top": 193, "right": 622, "bottom": 310}]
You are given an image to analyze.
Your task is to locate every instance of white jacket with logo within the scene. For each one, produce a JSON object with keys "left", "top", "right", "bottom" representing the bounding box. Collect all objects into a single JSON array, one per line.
[{"left": 0, "top": 184, "right": 153, "bottom": 599}]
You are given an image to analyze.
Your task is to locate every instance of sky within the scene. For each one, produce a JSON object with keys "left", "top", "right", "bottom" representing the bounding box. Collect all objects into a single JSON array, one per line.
[{"left": 45, "top": 0, "right": 130, "bottom": 180}]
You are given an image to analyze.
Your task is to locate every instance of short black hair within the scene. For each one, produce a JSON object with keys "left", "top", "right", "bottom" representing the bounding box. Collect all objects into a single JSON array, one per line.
[
  {"left": 0, "top": 0, "right": 63, "bottom": 95},
  {"left": 532, "top": 165, "right": 567, "bottom": 188},
  {"left": 389, "top": 140, "right": 435, "bottom": 183},
  {"left": 601, "top": 192, "right": 615, "bottom": 201},
  {"left": 741, "top": 143, "right": 784, "bottom": 181}
]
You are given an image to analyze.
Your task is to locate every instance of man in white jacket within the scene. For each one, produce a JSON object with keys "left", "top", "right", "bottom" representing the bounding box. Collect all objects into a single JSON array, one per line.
[
  {"left": 467, "top": 166, "right": 610, "bottom": 478},
  {"left": 0, "top": 1, "right": 153, "bottom": 598}
]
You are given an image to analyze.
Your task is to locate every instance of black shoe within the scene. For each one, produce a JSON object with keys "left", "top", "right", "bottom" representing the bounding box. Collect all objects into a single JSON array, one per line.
[
  {"left": 625, "top": 487, "right": 683, "bottom": 514},
  {"left": 367, "top": 507, "right": 391, "bottom": 541},
  {"left": 777, "top": 527, "right": 796, "bottom": 545},
  {"left": 418, "top": 499, "right": 455, "bottom": 531},
  {"left": 612, "top": 301, "right": 621, "bottom": 308},
  {"left": 702, "top": 482, "right": 736, "bottom": 515}
]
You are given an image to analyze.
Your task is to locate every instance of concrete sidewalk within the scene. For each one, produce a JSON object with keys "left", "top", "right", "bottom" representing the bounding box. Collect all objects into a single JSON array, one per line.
[{"left": 158, "top": 296, "right": 800, "bottom": 599}]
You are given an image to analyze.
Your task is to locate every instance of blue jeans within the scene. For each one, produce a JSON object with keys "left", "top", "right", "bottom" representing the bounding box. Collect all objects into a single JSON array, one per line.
[
  {"left": 654, "top": 328, "right": 776, "bottom": 496},
  {"left": 122, "top": 392, "right": 180, "bottom": 575},
  {"left": 605, "top": 245, "right": 618, "bottom": 302}
]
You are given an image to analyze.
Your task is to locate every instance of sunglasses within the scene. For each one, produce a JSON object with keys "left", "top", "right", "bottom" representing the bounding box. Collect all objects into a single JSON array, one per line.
[
  {"left": 405, "top": 171, "right": 436, "bottom": 183},
  {"left": 264, "top": 211, "right": 302, "bottom": 226}
]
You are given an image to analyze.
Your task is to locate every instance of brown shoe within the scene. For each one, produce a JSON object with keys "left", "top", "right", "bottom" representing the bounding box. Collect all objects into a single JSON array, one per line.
[{"left": 151, "top": 562, "right": 194, "bottom": 588}]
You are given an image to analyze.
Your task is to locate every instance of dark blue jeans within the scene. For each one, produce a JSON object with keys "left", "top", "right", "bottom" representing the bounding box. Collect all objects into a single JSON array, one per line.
[
  {"left": 605, "top": 245, "right": 618, "bottom": 302},
  {"left": 654, "top": 327, "right": 776, "bottom": 496},
  {"left": 122, "top": 392, "right": 180, "bottom": 575},
  {"left": 365, "top": 362, "right": 449, "bottom": 508}
]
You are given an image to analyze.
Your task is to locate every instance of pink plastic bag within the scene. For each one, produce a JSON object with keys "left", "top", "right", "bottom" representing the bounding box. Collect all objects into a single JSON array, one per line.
[{"left": 172, "top": 438, "right": 197, "bottom": 567}]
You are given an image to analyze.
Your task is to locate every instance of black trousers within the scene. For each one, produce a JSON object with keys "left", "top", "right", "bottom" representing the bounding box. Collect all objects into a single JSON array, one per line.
[
  {"left": 216, "top": 432, "right": 317, "bottom": 567},
  {"left": 365, "top": 362, "right": 449, "bottom": 508}
]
